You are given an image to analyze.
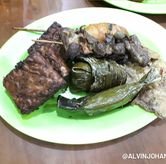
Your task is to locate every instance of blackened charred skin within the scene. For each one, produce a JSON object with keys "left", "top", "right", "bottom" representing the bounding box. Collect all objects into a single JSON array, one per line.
[
  {"left": 3, "top": 53, "right": 67, "bottom": 114},
  {"left": 28, "top": 22, "right": 69, "bottom": 78},
  {"left": 3, "top": 22, "right": 68, "bottom": 114},
  {"left": 105, "top": 34, "right": 115, "bottom": 45},
  {"left": 124, "top": 35, "right": 150, "bottom": 67},
  {"left": 109, "top": 53, "right": 129, "bottom": 65},
  {"left": 61, "top": 23, "right": 150, "bottom": 67},
  {"left": 58, "top": 95, "right": 87, "bottom": 110},
  {"left": 66, "top": 43, "right": 82, "bottom": 60},
  {"left": 93, "top": 42, "right": 107, "bottom": 57},
  {"left": 113, "top": 42, "right": 126, "bottom": 55},
  {"left": 15, "top": 61, "right": 24, "bottom": 70},
  {"left": 42, "top": 22, "right": 62, "bottom": 41}
]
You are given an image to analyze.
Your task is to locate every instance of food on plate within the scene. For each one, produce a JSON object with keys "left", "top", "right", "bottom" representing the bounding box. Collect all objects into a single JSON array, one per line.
[
  {"left": 70, "top": 56, "right": 127, "bottom": 92},
  {"left": 3, "top": 54, "right": 66, "bottom": 114},
  {"left": 61, "top": 23, "right": 129, "bottom": 59},
  {"left": 3, "top": 21, "right": 166, "bottom": 118},
  {"left": 58, "top": 68, "right": 161, "bottom": 116},
  {"left": 83, "top": 23, "right": 129, "bottom": 42},
  {"left": 123, "top": 35, "right": 150, "bottom": 66},
  {"left": 132, "top": 59, "right": 166, "bottom": 118},
  {"left": 3, "top": 22, "right": 69, "bottom": 114},
  {"left": 61, "top": 24, "right": 150, "bottom": 66},
  {"left": 28, "top": 22, "right": 69, "bottom": 77},
  {"left": 121, "top": 56, "right": 166, "bottom": 119}
]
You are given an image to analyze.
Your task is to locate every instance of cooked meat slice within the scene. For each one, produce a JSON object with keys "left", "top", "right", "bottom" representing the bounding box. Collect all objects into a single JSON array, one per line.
[
  {"left": 3, "top": 22, "right": 70, "bottom": 114},
  {"left": 28, "top": 42, "right": 69, "bottom": 78},
  {"left": 28, "top": 22, "right": 69, "bottom": 77},
  {"left": 3, "top": 53, "right": 66, "bottom": 114},
  {"left": 132, "top": 60, "right": 166, "bottom": 118}
]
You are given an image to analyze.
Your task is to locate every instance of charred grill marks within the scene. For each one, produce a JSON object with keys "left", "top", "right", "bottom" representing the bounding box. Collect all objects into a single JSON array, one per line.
[{"left": 3, "top": 22, "right": 69, "bottom": 114}]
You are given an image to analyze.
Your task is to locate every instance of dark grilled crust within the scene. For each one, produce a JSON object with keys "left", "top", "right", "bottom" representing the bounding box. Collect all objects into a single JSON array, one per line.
[
  {"left": 3, "top": 53, "right": 66, "bottom": 114},
  {"left": 3, "top": 22, "right": 69, "bottom": 114},
  {"left": 28, "top": 22, "right": 69, "bottom": 77}
]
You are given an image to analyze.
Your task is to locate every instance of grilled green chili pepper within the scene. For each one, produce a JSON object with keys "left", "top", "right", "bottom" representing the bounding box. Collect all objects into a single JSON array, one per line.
[
  {"left": 58, "top": 68, "right": 160, "bottom": 116},
  {"left": 71, "top": 57, "right": 127, "bottom": 92}
]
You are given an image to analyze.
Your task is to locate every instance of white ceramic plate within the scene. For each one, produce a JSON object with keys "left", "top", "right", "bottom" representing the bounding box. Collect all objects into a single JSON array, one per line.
[
  {"left": 0, "top": 8, "right": 166, "bottom": 144},
  {"left": 104, "top": 0, "right": 166, "bottom": 14}
]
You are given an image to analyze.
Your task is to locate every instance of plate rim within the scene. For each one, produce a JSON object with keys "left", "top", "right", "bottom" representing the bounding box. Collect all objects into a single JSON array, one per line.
[{"left": 104, "top": 0, "right": 166, "bottom": 14}]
